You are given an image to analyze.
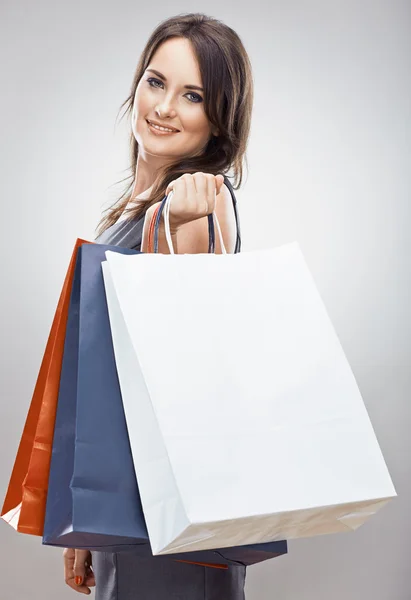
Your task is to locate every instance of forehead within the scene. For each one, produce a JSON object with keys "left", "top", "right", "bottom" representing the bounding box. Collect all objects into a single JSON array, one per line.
[{"left": 148, "top": 38, "right": 202, "bottom": 83}]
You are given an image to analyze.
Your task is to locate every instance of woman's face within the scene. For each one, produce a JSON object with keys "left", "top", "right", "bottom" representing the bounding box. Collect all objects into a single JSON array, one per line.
[{"left": 132, "top": 37, "right": 217, "bottom": 162}]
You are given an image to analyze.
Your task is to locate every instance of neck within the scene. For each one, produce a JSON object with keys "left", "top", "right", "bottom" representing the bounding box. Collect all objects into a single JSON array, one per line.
[{"left": 130, "top": 152, "right": 172, "bottom": 201}]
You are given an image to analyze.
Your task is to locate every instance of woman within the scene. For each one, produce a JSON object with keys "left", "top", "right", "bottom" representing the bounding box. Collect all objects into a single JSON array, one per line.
[{"left": 63, "top": 12, "right": 253, "bottom": 599}]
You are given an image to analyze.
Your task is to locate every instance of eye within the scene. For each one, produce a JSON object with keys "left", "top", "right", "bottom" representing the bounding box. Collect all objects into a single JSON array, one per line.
[
  {"left": 147, "top": 78, "right": 203, "bottom": 103},
  {"left": 185, "top": 92, "right": 203, "bottom": 104},
  {"left": 147, "top": 77, "right": 164, "bottom": 89}
]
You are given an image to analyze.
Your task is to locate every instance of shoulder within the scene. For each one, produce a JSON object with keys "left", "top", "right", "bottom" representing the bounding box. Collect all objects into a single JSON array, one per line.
[
  {"left": 214, "top": 182, "right": 237, "bottom": 252},
  {"left": 215, "top": 181, "right": 237, "bottom": 226},
  {"left": 218, "top": 181, "right": 233, "bottom": 202}
]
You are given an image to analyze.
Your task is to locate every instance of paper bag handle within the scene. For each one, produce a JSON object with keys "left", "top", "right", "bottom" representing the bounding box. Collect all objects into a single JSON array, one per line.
[{"left": 163, "top": 189, "right": 227, "bottom": 255}]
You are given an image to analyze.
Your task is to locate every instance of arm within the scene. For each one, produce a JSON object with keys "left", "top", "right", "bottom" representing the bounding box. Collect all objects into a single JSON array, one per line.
[{"left": 141, "top": 183, "right": 237, "bottom": 255}]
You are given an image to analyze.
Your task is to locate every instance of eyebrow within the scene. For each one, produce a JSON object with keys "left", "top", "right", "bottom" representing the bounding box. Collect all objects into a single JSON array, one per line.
[{"left": 146, "top": 69, "right": 204, "bottom": 92}]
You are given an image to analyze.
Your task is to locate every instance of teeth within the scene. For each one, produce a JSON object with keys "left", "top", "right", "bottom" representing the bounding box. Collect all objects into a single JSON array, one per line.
[{"left": 149, "top": 121, "right": 176, "bottom": 132}]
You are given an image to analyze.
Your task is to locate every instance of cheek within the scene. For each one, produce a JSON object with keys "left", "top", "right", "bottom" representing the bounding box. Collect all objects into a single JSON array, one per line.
[
  {"left": 182, "top": 109, "right": 211, "bottom": 136},
  {"left": 134, "top": 87, "right": 150, "bottom": 117}
]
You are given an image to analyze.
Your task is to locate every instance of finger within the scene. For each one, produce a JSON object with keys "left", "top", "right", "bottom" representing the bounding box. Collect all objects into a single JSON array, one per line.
[
  {"left": 193, "top": 172, "right": 208, "bottom": 200},
  {"left": 183, "top": 174, "right": 198, "bottom": 212},
  {"left": 215, "top": 174, "right": 224, "bottom": 195},
  {"left": 174, "top": 175, "right": 188, "bottom": 205},
  {"left": 63, "top": 547, "right": 75, "bottom": 569},
  {"left": 63, "top": 548, "right": 75, "bottom": 589},
  {"left": 65, "top": 571, "right": 93, "bottom": 594},
  {"left": 73, "top": 549, "right": 90, "bottom": 586},
  {"left": 166, "top": 174, "right": 184, "bottom": 196},
  {"left": 165, "top": 180, "right": 175, "bottom": 195},
  {"left": 84, "top": 568, "right": 96, "bottom": 587}
]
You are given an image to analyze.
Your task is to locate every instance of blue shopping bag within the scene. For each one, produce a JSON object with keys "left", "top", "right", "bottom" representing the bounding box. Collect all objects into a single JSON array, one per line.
[
  {"left": 43, "top": 243, "right": 147, "bottom": 551},
  {"left": 43, "top": 242, "right": 288, "bottom": 565}
]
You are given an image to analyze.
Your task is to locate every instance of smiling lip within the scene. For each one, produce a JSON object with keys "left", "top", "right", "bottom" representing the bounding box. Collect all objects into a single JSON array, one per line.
[{"left": 146, "top": 119, "right": 180, "bottom": 132}]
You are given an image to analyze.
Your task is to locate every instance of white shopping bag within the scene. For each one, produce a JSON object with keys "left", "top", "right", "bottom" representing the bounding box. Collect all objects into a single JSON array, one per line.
[{"left": 101, "top": 193, "right": 396, "bottom": 556}]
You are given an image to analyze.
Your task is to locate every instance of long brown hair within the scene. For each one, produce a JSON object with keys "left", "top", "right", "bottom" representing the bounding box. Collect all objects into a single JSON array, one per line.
[{"left": 95, "top": 12, "right": 254, "bottom": 237}]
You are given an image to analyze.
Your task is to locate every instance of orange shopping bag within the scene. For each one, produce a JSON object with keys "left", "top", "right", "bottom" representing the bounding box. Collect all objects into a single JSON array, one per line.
[{"left": 1, "top": 239, "right": 91, "bottom": 535}]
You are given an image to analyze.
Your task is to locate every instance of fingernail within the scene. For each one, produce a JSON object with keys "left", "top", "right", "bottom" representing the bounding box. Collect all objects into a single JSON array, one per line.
[{"left": 75, "top": 576, "right": 83, "bottom": 586}]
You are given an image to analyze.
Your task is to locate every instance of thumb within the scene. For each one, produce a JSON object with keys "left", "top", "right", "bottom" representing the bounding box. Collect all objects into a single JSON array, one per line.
[
  {"left": 165, "top": 180, "right": 176, "bottom": 196},
  {"left": 73, "top": 549, "right": 89, "bottom": 585},
  {"left": 215, "top": 174, "right": 224, "bottom": 195}
]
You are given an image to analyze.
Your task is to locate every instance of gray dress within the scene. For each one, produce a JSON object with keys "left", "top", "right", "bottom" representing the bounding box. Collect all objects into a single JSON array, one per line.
[{"left": 91, "top": 208, "right": 247, "bottom": 599}]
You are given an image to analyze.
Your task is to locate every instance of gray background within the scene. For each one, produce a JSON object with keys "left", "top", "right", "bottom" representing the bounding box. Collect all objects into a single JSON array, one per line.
[{"left": 0, "top": 0, "right": 409, "bottom": 598}]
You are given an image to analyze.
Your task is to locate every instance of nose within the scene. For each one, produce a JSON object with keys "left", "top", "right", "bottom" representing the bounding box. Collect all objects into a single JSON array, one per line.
[{"left": 156, "top": 95, "right": 177, "bottom": 119}]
